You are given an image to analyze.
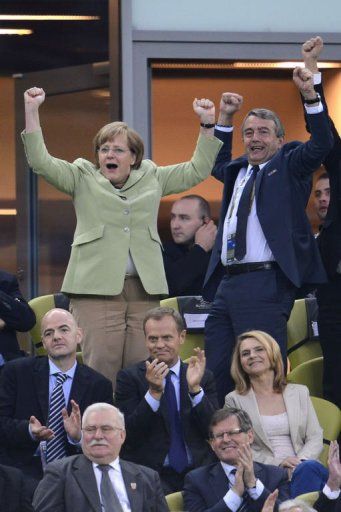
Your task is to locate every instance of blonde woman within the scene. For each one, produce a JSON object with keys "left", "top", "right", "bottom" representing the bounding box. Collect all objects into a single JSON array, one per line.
[{"left": 225, "top": 330, "right": 328, "bottom": 497}]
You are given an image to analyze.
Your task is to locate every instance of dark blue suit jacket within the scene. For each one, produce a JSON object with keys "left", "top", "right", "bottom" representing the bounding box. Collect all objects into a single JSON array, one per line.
[
  {"left": 183, "top": 461, "right": 290, "bottom": 512},
  {"left": 0, "top": 271, "right": 35, "bottom": 360},
  {"left": 0, "top": 356, "right": 113, "bottom": 473},
  {"left": 162, "top": 240, "right": 211, "bottom": 296},
  {"left": 115, "top": 359, "right": 219, "bottom": 472},
  {"left": 203, "top": 111, "right": 333, "bottom": 301},
  {"left": 310, "top": 83, "right": 341, "bottom": 278}
]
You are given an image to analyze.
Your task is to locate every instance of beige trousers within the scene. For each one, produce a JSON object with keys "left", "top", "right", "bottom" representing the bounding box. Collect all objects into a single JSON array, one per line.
[{"left": 69, "top": 277, "right": 159, "bottom": 390}]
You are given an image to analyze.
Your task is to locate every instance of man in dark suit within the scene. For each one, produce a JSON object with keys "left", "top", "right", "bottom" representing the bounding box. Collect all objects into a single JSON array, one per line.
[
  {"left": 0, "top": 464, "right": 33, "bottom": 512},
  {"left": 0, "top": 270, "right": 35, "bottom": 365},
  {"left": 0, "top": 308, "right": 113, "bottom": 493},
  {"left": 203, "top": 67, "right": 333, "bottom": 404},
  {"left": 115, "top": 306, "right": 219, "bottom": 493},
  {"left": 184, "top": 408, "right": 290, "bottom": 512},
  {"left": 302, "top": 36, "right": 341, "bottom": 408},
  {"left": 163, "top": 194, "right": 217, "bottom": 296},
  {"left": 33, "top": 403, "right": 168, "bottom": 511}
]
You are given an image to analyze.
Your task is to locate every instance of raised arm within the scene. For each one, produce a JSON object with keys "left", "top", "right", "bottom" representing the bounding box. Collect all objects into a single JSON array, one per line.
[
  {"left": 302, "top": 36, "right": 323, "bottom": 74},
  {"left": 24, "top": 87, "right": 45, "bottom": 133},
  {"left": 193, "top": 97, "right": 216, "bottom": 138},
  {"left": 212, "top": 92, "right": 243, "bottom": 182}
]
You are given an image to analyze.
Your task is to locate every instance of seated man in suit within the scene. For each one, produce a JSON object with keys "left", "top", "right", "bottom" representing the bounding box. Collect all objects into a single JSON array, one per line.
[
  {"left": 163, "top": 195, "right": 217, "bottom": 296},
  {"left": 0, "top": 308, "right": 113, "bottom": 495},
  {"left": 0, "top": 464, "right": 33, "bottom": 512},
  {"left": 184, "top": 408, "right": 290, "bottom": 512},
  {"left": 33, "top": 403, "right": 168, "bottom": 511},
  {"left": 314, "top": 440, "right": 340, "bottom": 512},
  {"left": 0, "top": 269, "right": 36, "bottom": 367},
  {"left": 115, "top": 306, "right": 219, "bottom": 493}
]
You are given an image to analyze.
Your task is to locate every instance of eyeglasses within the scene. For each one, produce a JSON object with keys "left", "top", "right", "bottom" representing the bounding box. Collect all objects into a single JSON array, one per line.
[
  {"left": 82, "top": 425, "right": 124, "bottom": 435},
  {"left": 98, "top": 146, "right": 130, "bottom": 156},
  {"left": 210, "top": 428, "right": 244, "bottom": 440}
]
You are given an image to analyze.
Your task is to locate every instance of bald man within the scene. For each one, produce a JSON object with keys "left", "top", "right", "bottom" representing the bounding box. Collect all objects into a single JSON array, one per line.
[{"left": 0, "top": 308, "right": 113, "bottom": 496}]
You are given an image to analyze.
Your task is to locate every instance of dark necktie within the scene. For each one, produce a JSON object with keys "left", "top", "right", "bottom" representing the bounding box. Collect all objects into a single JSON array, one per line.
[
  {"left": 46, "top": 372, "right": 68, "bottom": 463},
  {"left": 229, "top": 468, "right": 250, "bottom": 512},
  {"left": 164, "top": 372, "right": 188, "bottom": 473},
  {"left": 234, "top": 165, "right": 260, "bottom": 260},
  {"left": 98, "top": 465, "right": 124, "bottom": 512}
]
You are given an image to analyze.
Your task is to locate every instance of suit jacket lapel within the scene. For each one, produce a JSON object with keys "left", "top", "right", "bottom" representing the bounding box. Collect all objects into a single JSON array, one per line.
[
  {"left": 241, "top": 390, "right": 273, "bottom": 452},
  {"left": 68, "top": 363, "right": 88, "bottom": 412},
  {"left": 73, "top": 455, "right": 101, "bottom": 511},
  {"left": 120, "top": 460, "right": 143, "bottom": 512},
  {"left": 209, "top": 463, "right": 231, "bottom": 502},
  {"left": 179, "top": 361, "right": 189, "bottom": 419},
  {"left": 283, "top": 385, "right": 299, "bottom": 447},
  {"left": 33, "top": 357, "right": 50, "bottom": 423}
]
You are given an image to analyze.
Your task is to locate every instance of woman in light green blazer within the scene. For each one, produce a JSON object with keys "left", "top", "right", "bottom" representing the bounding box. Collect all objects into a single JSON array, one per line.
[{"left": 22, "top": 87, "right": 223, "bottom": 388}]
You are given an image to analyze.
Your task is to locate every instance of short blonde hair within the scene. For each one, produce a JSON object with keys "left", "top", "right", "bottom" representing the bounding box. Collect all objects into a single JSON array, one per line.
[
  {"left": 231, "top": 330, "right": 286, "bottom": 394},
  {"left": 93, "top": 121, "right": 144, "bottom": 169}
]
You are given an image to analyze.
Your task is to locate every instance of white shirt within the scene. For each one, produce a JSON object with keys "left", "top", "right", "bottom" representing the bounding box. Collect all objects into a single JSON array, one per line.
[
  {"left": 93, "top": 458, "right": 131, "bottom": 512},
  {"left": 221, "top": 162, "right": 274, "bottom": 265},
  {"left": 220, "top": 462, "right": 264, "bottom": 512}
]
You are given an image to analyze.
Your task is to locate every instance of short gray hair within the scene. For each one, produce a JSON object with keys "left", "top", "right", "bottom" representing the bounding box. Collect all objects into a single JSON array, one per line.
[
  {"left": 143, "top": 307, "right": 185, "bottom": 334},
  {"left": 279, "top": 499, "right": 317, "bottom": 512},
  {"left": 209, "top": 407, "right": 253, "bottom": 438},
  {"left": 242, "top": 108, "right": 285, "bottom": 138},
  {"left": 82, "top": 403, "right": 125, "bottom": 429}
]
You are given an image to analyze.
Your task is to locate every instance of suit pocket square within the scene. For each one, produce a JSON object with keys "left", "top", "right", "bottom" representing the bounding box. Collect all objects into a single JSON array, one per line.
[{"left": 267, "top": 169, "right": 278, "bottom": 176}]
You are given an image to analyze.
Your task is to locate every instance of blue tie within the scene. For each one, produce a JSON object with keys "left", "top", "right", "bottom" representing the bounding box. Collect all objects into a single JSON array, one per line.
[
  {"left": 164, "top": 372, "right": 188, "bottom": 473},
  {"left": 235, "top": 165, "right": 260, "bottom": 260},
  {"left": 46, "top": 373, "right": 68, "bottom": 463}
]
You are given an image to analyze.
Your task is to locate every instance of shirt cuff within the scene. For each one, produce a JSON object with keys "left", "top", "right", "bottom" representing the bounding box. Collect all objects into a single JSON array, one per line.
[
  {"left": 145, "top": 391, "right": 161, "bottom": 412},
  {"left": 189, "top": 389, "right": 204, "bottom": 407},
  {"left": 28, "top": 423, "right": 38, "bottom": 441},
  {"left": 323, "top": 484, "right": 341, "bottom": 500},
  {"left": 304, "top": 103, "right": 323, "bottom": 114},
  {"left": 215, "top": 125, "right": 234, "bottom": 133},
  {"left": 67, "top": 433, "right": 82, "bottom": 446},
  {"left": 313, "top": 72, "right": 322, "bottom": 85},
  {"left": 247, "top": 479, "right": 264, "bottom": 500},
  {"left": 223, "top": 489, "right": 243, "bottom": 512}
]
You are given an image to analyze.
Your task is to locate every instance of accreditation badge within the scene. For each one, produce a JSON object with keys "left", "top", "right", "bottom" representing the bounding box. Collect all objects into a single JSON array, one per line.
[{"left": 226, "top": 233, "right": 236, "bottom": 263}]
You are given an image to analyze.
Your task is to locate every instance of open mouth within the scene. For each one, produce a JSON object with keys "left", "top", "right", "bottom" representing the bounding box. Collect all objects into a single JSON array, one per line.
[{"left": 106, "top": 163, "right": 118, "bottom": 169}]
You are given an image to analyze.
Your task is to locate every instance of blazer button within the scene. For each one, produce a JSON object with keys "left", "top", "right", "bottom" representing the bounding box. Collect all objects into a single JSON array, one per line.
[
  {"left": 123, "top": 209, "right": 130, "bottom": 215},
  {"left": 124, "top": 227, "right": 130, "bottom": 232}
]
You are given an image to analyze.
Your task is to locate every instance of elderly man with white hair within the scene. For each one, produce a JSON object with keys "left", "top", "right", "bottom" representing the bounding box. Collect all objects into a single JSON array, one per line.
[{"left": 33, "top": 403, "right": 169, "bottom": 512}]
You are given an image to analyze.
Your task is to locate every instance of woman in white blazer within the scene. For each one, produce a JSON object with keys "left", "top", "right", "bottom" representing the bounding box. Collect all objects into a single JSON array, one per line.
[{"left": 225, "top": 330, "right": 328, "bottom": 497}]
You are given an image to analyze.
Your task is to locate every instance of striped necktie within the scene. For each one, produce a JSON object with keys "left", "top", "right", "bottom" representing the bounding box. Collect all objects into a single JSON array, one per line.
[{"left": 46, "top": 372, "right": 68, "bottom": 463}]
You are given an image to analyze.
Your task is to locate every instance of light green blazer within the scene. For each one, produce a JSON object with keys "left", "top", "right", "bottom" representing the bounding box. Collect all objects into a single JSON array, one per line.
[{"left": 22, "top": 129, "right": 222, "bottom": 295}]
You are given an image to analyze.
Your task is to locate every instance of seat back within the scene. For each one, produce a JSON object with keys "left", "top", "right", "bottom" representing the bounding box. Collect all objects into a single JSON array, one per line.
[
  {"left": 28, "top": 293, "right": 70, "bottom": 355},
  {"left": 310, "top": 396, "right": 341, "bottom": 466},
  {"left": 287, "top": 357, "right": 323, "bottom": 398},
  {"left": 160, "top": 297, "right": 204, "bottom": 360},
  {"left": 287, "top": 298, "right": 322, "bottom": 369},
  {"left": 296, "top": 491, "right": 319, "bottom": 507},
  {"left": 165, "top": 491, "right": 184, "bottom": 511}
]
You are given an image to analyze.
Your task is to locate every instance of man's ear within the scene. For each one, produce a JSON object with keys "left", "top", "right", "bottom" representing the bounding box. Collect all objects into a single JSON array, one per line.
[
  {"left": 247, "top": 429, "right": 254, "bottom": 444},
  {"left": 76, "top": 327, "right": 83, "bottom": 344},
  {"left": 179, "top": 329, "right": 186, "bottom": 345}
]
